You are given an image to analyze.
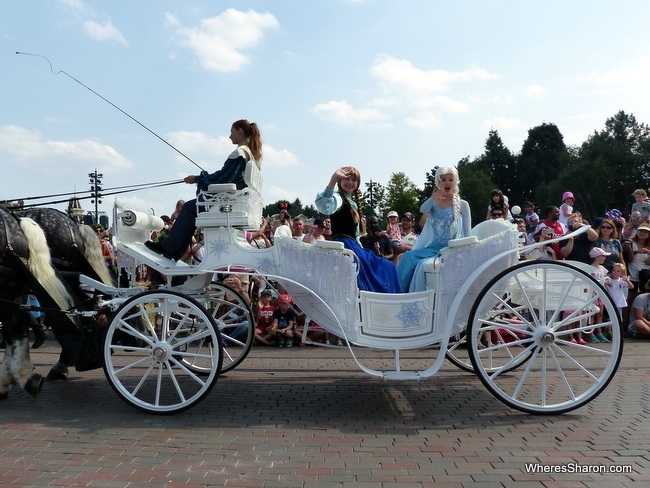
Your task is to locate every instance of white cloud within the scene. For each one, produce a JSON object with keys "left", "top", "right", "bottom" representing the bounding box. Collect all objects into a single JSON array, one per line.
[
  {"left": 0, "top": 125, "right": 132, "bottom": 172},
  {"left": 83, "top": 20, "right": 128, "bottom": 46},
  {"left": 164, "top": 12, "right": 181, "bottom": 28},
  {"left": 581, "top": 55, "right": 650, "bottom": 84},
  {"left": 481, "top": 117, "right": 522, "bottom": 131},
  {"left": 56, "top": 0, "right": 86, "bottom": 14},
  {"left": 311, "top": 100, "right": 391, "bottom": 128},
  {"left": 405, "top": 112, "right": 443, "bottom": 129},
  {"left": 166, "top": 130, "right": 297, "bottom": 169},
  {"left": 263, "top": 147, "right": 298, "bottom": 167},
  {"left": 371, "top": 54, "right": 499, "bottom": 95},
  {"left": 315, "top": 55, "right": 495, "bottom": 131},
  {"left": 175, "top": 9, "right": 279, "bottom": 72},
  {"left": 267, "top": 185, "right": 294, "bottom": 201},
  {"left": 527, "top": 85, "right": 546, "bottom": 97},
  {"left": 56, "top": 0, "right": 127, "bottom": 45}
]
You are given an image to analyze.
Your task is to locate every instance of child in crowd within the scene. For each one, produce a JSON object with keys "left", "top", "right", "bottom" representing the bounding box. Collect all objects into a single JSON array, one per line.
[
  {"left": 522, "top": 201, "right": 539, "bottom": 235},
  {"left": 631, "top": 188, "right": 650, "bottom": 221},
  {"left": 255, "top": 289, "right": 276, "bottom": 346},
  {"left": 559, "top": 191, "right": 574, "bottom": 227},
  {"left": 385, "top": 210, "right": 401, "bottom": 248},
  {"left": 606, "top": 262, "right": 634, "bottom": 324},
  {"left": 587, "top": 247, "right": 611, "bottom": 343},
  {"left": 486, "top": 189, "right": 509, "bottom": 220},
  {"left": 272, "top": 294, "right": 296, "bottom": 347}
]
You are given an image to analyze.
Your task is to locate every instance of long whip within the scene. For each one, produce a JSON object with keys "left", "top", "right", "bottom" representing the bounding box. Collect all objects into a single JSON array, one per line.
[{"left": 16, "top": 51, "right": 205, "bottom": 172}]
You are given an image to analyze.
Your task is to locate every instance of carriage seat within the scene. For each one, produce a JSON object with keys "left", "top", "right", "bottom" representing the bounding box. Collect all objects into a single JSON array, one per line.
[
  {"left": 423, "top": 219, "right": 514, "bottom": 286},
  {"left": 195, "top": 159, "right": 263, "bottom": 229}
]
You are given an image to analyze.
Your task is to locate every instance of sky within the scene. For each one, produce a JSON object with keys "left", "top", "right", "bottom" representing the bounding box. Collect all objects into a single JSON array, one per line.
[{"left": 2, "top": 0, "right": 650, "bottom": 222}]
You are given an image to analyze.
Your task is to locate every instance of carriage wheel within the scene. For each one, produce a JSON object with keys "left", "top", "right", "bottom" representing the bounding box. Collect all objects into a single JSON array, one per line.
[
  {"left": 468, "top": 261, "right": 623, "bottom": 415},
  {"left": 446, "top": 328, "right": 532, "bottom": 374},
  {"left": 445, "top": 332, "right": 475, "bottom": 373},
  {"left": 194, "top": 281, "right": 254, "bottom": 374},
  {"left": 103, "top": 290, "right": 222, "bottom": 414}
]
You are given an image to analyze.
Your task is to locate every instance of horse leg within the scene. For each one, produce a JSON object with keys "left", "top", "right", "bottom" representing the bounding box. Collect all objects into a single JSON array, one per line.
[
  {"left": 1, "top": 305, "right": 44, "bottom": 397},
  {"left": 46, "top": 355, "right": 69, "bottom": 381},
  {"left": 0, "top": 336, "right": 12, "bottom": 398}
]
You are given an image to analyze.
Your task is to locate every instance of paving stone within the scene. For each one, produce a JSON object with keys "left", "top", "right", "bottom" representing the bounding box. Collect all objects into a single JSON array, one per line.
[{"left": 0, "top": 340, "right": 647, "bottom": 486}]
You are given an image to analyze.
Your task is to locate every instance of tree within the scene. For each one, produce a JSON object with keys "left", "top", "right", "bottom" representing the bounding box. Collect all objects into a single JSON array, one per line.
[
  {"left": 579, "top": 111, "right": 650, "bottom": 215},
  {"left": 419, "top": 167, "right": 438, "bottom": 204},
  {"left": 476, "top": 129, "right": 517, "bottom": 197},
  {"left": 382, "top": 172, "right": 420, "bottom": 218},
  {"left": 457, "top": 156, "right": 495, "bottom": 222},
  {"left": 362, "top": 180, "right": 385, "bottom": 216},
  {"left": 514, "top": 123, "right": 570, "bottom": 206}
]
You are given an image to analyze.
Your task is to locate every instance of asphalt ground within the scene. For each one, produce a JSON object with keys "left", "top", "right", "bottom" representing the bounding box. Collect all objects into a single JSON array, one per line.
[{"left": 1, "top": 336, "right": 649, "bottom": 487}]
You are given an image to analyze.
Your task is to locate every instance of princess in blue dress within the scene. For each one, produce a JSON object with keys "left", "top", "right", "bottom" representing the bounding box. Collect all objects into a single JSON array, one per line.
[
  {"left": 315, "top": 166, "right": 401, "bottom": 293},
  {"left": 397, "top": 166, "right": 471, "bottom": 292}
]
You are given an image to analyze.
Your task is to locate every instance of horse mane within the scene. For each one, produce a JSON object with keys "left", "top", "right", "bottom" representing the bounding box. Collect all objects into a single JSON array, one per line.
[
  {"left": 19, "top": 217, "right": 75, "bottom": 312},
  {"left": 78, "top": 224, "right": 114, "bottom": 286}
]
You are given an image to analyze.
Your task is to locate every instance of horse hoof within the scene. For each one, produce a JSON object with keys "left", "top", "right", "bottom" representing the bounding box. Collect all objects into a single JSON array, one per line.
[
  {"left": 24, "top": 374, "right": 44, "bottom": 397},
  {"left": 46, "top": 369, "right": 68, "bottom": 382}
]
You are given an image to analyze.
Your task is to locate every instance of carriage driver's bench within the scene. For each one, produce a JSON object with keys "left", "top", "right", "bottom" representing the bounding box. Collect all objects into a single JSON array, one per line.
[{"left": 195, "top": 159, "right": 263, "bottom": 230}]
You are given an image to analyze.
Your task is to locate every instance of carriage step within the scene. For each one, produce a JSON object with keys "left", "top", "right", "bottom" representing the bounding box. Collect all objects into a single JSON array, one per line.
[
  {"left": 382, "top": 371, "right": 422, "bottom": 381},
  {"left": 118, "top": 242, "right": 192, "bottom": 275}
]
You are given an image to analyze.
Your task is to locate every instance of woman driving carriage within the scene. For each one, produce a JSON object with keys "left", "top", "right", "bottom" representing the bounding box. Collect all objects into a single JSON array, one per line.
[
  {"left": 146, "top": 119, "right": 263, "bottom": 260},
  {"left": 315, "top": 166, "right": 401, "bottom": 293},
  {"left": 397, "top": 166, "right": 471, "bottom": 292}
]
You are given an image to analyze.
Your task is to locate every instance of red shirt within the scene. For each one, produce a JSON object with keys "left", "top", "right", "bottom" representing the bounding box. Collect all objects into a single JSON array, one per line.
[
  {"left": 542, "top": 219, "right": 567, "bottom": 259},
  {"left": 257, "top": 304, "right": 276, "bottom": 332}
]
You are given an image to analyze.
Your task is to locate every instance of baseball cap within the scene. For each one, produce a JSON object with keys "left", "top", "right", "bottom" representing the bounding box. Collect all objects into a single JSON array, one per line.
[
  {"left": 278, "top": 293, "right": 293, "bottom": 304},
  {"left": 387, "top": 210, "right": 398, "bottom": 218},
  {"left": 261, "top": 289, "right": 272, "bottom": 296},
  {"left": 402, "top": 212, "right": 415, "bottom": 221},
  {"left": 589, "top": 247, "right": 611, "bottom": 258},
  {"left": 606, "top": 209, "right": 622, "bottom": 221},
  {"left": 313, "top": 218, "right": 325, "bottom": 228}
]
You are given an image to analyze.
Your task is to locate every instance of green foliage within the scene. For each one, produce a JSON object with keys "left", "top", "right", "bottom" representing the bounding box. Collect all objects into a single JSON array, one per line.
[
  {"left": 476, "top": 130, "right": 517, "bottom": 197},
  {"left": 579, "top": 111, "right": 650, "bottom": 214},
  {"left": 514, "top": 123, "right": 569, "bottom": 206},
  {"left": 457, "top": 156, "right": 494, "bottom": 223},
  {"left": 361, "top": 180, "right": 385, "bottom": 217},
  {"left": 382, "top": 172, "right": 421, "bottom": 219}
]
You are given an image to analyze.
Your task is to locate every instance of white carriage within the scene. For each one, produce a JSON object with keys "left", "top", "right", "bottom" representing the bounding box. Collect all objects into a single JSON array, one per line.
[{"left": 85, "top": 160, "right": 622, "bottom": 415}]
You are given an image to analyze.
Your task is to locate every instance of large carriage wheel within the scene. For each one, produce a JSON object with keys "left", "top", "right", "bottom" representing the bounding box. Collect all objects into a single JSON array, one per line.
[
  {"left": 445, "top": 332, "right": 475, "bottom": 373},
  {"left": 447, "top": 327, "right": 533, "bottom": 374},
  {"left": 468, "top": 261, "right": 623, "bottom": 415},
  {"left": 194, "top": 281, "right": 254, "bottom": 374},
  {"left": 103, "top": 290, "right": 222, "bottom": 414}
]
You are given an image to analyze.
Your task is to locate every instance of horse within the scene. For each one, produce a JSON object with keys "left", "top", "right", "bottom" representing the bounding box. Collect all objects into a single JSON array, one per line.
[{"left": 0, "top": 206, "right": 114, "bottom": 398}]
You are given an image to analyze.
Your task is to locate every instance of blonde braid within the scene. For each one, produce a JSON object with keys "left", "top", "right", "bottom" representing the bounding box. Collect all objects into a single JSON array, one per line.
[{"left": 451, "top": 193, "right": 460, "bottom": 237}]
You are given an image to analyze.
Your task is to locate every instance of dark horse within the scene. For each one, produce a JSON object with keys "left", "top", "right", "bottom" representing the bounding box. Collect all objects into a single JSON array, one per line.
[{"left": 0, "top": 206, "right": 114, "bottom": 398}]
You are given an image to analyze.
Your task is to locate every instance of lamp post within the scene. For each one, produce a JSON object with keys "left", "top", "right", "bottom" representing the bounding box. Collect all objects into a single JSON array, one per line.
[
  {"left": 365, "top": 179, "right": 377, "bottom": 213},
  {"left": 88, "top": 169, "right": 103, "bottom": 224}
]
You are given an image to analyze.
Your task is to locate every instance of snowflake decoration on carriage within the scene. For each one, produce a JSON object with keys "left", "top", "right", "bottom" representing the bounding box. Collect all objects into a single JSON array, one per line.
[
  {"left": 396, "top": 302, "right": 428, "bottom": 328},
  {"left": 207, "top": 235, "right": 230, "bottom": 260}
]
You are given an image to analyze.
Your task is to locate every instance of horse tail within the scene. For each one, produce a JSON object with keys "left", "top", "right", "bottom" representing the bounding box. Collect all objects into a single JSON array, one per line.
[
  {"left": 19, "top": 217, "right": 75, "bottom": 312},
  {"left": 78, "top": 224, "right": 115, "bottom": 286}
]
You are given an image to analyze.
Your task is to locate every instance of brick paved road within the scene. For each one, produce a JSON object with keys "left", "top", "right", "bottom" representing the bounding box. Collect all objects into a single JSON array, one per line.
[{"left": 1, "top": 337, "right": 649, "bottom": 487}]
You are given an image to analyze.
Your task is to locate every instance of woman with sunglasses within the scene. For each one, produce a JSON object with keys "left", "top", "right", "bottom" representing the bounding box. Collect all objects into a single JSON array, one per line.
[{"left": 594, "top": 218, "right": 625, "bottom": 272}]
